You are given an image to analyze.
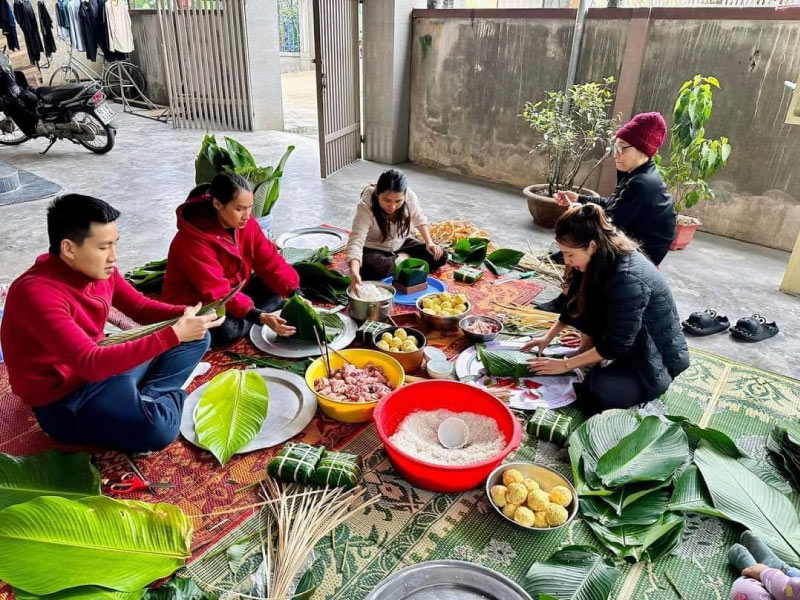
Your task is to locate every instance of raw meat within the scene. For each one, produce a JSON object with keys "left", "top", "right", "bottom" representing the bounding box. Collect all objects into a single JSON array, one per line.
[{"left": 313, "top": 363, "right": 395, "bottom": 403}]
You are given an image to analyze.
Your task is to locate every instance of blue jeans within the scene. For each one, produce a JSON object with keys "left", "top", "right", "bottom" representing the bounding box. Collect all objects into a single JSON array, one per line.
[{"left": 34, "top": 334, "right": 210, "bottom": 453}]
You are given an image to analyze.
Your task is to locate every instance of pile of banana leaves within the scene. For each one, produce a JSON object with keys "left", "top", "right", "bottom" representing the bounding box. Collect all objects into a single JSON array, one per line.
[
  {"left": 195, "top": 134, "right": 294, "bottom": 218},
  {"left": 125, "top": 258, "right": 167, "bottom": 292},
  {"left": 767, "top": 419, "right": 800, "bottom": 491},
  {"left": 570, "top": 411, "right": 800, "bottom": 565}
]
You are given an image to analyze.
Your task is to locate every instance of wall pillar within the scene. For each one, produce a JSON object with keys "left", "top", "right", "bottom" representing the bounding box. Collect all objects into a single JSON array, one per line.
[
  {"left": 598, "top": 12, "right": 650, "bottom": 195},
  {"left": 246, "top": 0, "right": 284, "bottom": 131},
  {"left": 363, "top": 0, "right": 427, "bottom": 164}
]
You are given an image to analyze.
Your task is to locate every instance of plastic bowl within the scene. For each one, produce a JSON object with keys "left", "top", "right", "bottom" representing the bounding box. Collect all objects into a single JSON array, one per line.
[
  {"left": 485, "top": 462, "right": 578, "bottom": 531},
  {"left": 371, "top": 326, "right": 426, "bottom": 374},
  {"left": 373, "top": 381, "right": 522, "bottom": 492},
  {"left": 426, "top": 360, "right": 453, "bottom": 379},
  {"left": 305, "top": 349, "right": 405, "bottom": 423},
  {"left": 459, "top": 315, "right": 503, "bottom": 343},
  {"left": 416, "top": 293, "right": 471, "bottom": 331}
]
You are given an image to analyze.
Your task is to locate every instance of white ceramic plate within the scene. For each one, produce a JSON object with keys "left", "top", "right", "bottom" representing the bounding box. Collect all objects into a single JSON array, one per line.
[
  {"left": 249, "top": 309, "right": 357, "bottom": 358},
  {"left": 455, "top": 341, "right": 581, "bottom": 410},
  {"left": 180, "top": 367, "right": 317, "bottom": 453}
]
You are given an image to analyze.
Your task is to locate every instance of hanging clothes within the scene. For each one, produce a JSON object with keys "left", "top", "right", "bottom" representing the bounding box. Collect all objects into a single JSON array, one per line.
[
  {"left": 0, "top": 0, "right": 20, "bottom": 51},
  {"left": 79, "top": 0, "right": 107, "bottom": 61},
  {"left": 66, "top": 0, "right": 84, "bottom": 51},
  {"left": 12, "top": 0, "right": 43, "bottom": 65},
  {"left": 55, "top": 0, "right": 69, "bottom": 40},
  {"left": 37, "top": 1, "right": 56, "bottom": 57},
  {"left": 105, "top": 0, "right": 132, "bottom": 54}
]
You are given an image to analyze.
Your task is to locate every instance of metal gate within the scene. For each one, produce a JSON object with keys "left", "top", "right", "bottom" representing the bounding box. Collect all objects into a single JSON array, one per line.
[
  {"left": 313, "top": 0, "right": 361, "bottom": 178},
  {"left": 156, "top": 0, "right": 252, "bottom": 130}
]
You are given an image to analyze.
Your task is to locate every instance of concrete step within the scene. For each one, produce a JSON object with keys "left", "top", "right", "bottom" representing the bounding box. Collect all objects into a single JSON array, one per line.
[{"left": 0, "top": 163, "right": 21, "bottom": 195}]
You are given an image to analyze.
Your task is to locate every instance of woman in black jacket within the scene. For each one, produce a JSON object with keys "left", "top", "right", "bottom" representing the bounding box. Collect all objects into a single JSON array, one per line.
[{"left": 523, "top": 203, "right": 689, "bottom": 413}]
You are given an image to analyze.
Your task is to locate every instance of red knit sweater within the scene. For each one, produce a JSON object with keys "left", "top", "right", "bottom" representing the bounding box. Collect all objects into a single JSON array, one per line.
[{"left": 0, "top": 254, "right": 185, "bottom": 407}]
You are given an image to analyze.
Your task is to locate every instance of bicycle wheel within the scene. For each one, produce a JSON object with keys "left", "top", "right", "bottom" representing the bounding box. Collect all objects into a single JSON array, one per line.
[
  {"left": 0, "top": 112, "right": 29, "bottom": 145},
  {"left": 104, "top": 61, "right": 147, "bottom": 101},
  {"left": 74, "top": 111, "right": 115, "bottom": 154},
  {"left": 49, "top": 66, "right": 81, "bottom": 86}
]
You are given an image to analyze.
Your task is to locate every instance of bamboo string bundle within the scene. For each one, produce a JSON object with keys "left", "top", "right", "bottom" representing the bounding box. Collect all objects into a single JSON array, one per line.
[{"left": 518, "top": 242, "right": 566, "bottom": 288}]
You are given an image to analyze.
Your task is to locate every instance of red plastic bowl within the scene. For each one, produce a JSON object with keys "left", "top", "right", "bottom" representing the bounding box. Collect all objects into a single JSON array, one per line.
[{"left": 373, "top": 380, "right": 522, "bottom": 492}]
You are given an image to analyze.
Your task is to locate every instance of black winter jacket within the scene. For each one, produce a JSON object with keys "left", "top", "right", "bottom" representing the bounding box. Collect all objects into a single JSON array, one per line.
[
  {"left": 579, "top": 159, "right": 676, "bottom": 266},
  {"left": 560, "top": 251, "right": 689, "bottom": 401}
]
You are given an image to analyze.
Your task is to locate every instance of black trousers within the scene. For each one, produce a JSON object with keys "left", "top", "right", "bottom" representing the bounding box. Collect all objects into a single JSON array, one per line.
[
  {"left": 360, "top": 238, "right": 448, "bottom": 281},
  {"left": 211, "top": 275, "right": 285, "bottom": 346},
  {"left": 575, "top": 362, "right": 646, "bottom": 414}
]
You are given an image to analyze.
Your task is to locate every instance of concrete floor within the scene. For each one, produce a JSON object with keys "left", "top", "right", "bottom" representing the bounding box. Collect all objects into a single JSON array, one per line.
[
  {"left": 281, "top": 70, "right": 318, "bottom": 138},
  {"left": 0, "top": 111, "right": 798, "bottom": 379}
]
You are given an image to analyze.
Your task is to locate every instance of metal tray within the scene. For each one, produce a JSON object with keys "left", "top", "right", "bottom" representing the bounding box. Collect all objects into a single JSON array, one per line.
[
  {"left": 249, "top": 310, "right": 357, "bottom": 358},
  {"left": 365, "top": 560, "right": 532, "bottom": 600},
  {"left": 275, "top": 227, "right": 348, "bottom": 253},
  {"left": 455, "top": 341, "right": 580, "bottom": 410},
  {"left": 180, "top": 367, "right": 317, "bottom": 453}
]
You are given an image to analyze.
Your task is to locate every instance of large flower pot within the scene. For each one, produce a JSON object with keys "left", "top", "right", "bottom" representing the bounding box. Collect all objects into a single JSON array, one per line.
[
  {"left": 523, "top": 184, "right": 600, "bottom": 229},
  {"left": 256, "top": 213, "right": 274, "bottom": 240},
  {"left": 670, "top": 217, "right": 701, "bottom": 251}
]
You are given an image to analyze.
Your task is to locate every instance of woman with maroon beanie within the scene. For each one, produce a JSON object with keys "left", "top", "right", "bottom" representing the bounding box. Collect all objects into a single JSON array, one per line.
[{"left": 556, "top": 112, "right": 676, "bottom": 265}]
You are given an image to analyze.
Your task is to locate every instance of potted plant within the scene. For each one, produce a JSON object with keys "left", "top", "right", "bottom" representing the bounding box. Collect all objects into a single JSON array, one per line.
[
  {"left": 194, "top": 134, "right": 295, "bottom": 239},
  {"left": 655, "top": 75, "right": 731, "bottom": 250},
  {"left": 520, "top": 76, "right": 619, "bottom": 228}
]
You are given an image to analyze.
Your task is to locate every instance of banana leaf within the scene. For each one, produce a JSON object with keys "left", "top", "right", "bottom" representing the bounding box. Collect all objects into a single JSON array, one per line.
[
  {"left": 294, "top": 262, "right": 351, "bottom": 305},
  {"left": 280, "top": 296, "right": 333, "bottom": 342},
  {"left": 0, "top": 451, "right": 101, "bottom": 510},
  {"left": 224, "top": 352, "right": 312, "bottom": 377},
  {"left": 667, "top": 464, "right": 726, "bottom": 518},
  {"left": 194, "top": 134, "right": 232, "bottom": 185},
  {"left": 195, "top": 370, "right": 269, "bottom": 466},
  {"left": 596, "top": 479, "right": 672, "bottom": 516},
  {"left": 293, "top": 568, "right": 317, "bottom": 600},
  {"left": 580, "top": 488, "right": 670, "bottom": 527},
  {"left": 694, "top": 441, "right": 800, "bottom": 564},
  {"left": 125, "top": 258, "right": 167, "bottom": 292},
  {"left": 394, "top": 258, "right": 429, "bottom": 287},
  {"left": 281, "top": 246, "right": 332, "bottom": 265},
  {"left": 259, "top": 145, "right": 295, "bottom": 217},
  {"left": 595, "top": 416, "right": 689, "bottom": 488},
  {"left": 485, "top": 248, "right": 525, "bottom": 276},
  {"left": 523, "top": 545, "right": 620, "bottom": 600},
  {"left": 450, "top": 237, "right": 490, "bottom": 267},
  {"left": 476, "top": 345, "right": 531, "bottom": 378},
  {"left": 14, "top": 588, "right": 146, "bottom": 600},
  {"left": 99, "top": 281, "right": 245, "bottom": 347},
  {"left": 0, "top": 496, "right": 191, "bottom": 595},
  {"left": 144, "top": 576, "right": 217, "bottom": 600},
  {"left": 568, "top": 410, "right": 641, "bottom": 495},
  {"left": 767, "top": 420, "right": 800, "bottom": 492},
  {"left": 224, "top": 137, "right": 256, "bottom": 170},
  {"left": 585, "top": 512, "right": 685, "bottom": 563}
]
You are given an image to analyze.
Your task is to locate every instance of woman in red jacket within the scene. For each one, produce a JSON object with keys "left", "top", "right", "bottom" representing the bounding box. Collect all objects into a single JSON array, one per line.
[{"left": 162, "top": 172, "right": 301, "bottom": 345}]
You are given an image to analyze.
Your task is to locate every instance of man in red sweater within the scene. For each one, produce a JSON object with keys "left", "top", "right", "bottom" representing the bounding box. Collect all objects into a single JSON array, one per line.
[{"left": 0, "top": 194, "right": 224, "bottom": 453}]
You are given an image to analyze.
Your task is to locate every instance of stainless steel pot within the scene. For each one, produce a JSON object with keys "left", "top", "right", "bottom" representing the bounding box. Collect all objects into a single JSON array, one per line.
[{"left": 347, "top": 281, "right": 396, "bottom": 322}]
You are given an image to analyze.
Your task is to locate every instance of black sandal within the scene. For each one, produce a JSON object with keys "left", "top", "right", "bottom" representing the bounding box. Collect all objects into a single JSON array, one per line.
[
  {"left": 729, "top": 314, "right": 779, "bottom": 343},
  {"left": 682, "top": 309, "right": 730, "bottom": 336}
]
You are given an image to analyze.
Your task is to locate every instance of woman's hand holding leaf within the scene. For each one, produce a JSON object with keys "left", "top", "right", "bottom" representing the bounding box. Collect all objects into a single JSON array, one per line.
[
  {"left": 521, "top": 335, "right": 551, "bottom": 356},
  {"left": 172, "top": 303, "right": 225, "bottom": 342},
  {"left": 261, "top": 312, "right": 295, "bottom": 336}
]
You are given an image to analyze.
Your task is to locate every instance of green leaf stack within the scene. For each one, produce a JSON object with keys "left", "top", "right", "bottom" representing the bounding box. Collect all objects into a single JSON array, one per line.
[
  {"left": 195, "top": 369, "right": 270, "bottom": 466},
  {"left": 450, "top": 237, "right": 489, "bottom": 267},
  {"left": 523, "top": 545, "right": 620, "bottom": 600},
  {"left": 485, "top": 248, "right": 525, "bottom": 276},
  {"left": 477, "top": 345, "right": 530, "bottom": 379},
  {"left": 293, "top": 262, "right": 351, "bottom": 305},
  {"left": 568, "top": 411, "right": 689, "bottom": 562},
  {"left": 767, "top": 419, "right": 800, "bottom": 492}
]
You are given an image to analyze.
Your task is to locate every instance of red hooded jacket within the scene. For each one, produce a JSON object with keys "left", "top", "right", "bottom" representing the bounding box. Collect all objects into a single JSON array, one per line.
[
  {"left": 161, "top": 192, "right": 299, "bottom": 318},
  {"left": 0, "top": 254, "right": 184, "bottom": 407}
]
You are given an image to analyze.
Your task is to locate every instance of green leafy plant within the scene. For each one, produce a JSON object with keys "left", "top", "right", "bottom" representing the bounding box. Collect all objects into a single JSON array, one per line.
[
  {"left": 523, "top": 545, "right": 621, "bottom": 600},
  {"left": 485, "top": 248, "right": 525, "bottom": 276},
  {"left": 195, "top": 370, "right": 269, "bottom": 466},
  {"left": 450, "top": 237, "right": 490, "bottom": 267},
  {"left": 655, "top": 75, "right": 732, "bottom": 216},
  {"left": 521, "top": 76, "right": 620, "bottom": 196},
  {"left": 194, "top": 135, "right": 294, "bottom": 218},
  {"left": 767, "top": 419, "right": 800, "bottom": 492},
  {"left": 0, "top": 496, "right": 191, "bottom": 595},
  {"left": 144, "top": 576, "right": 217, "bottom": 600},
  {"left": 0, "top": 451, "right": 101, "bottom": 510},
  {"left": 394, "top": 258, "right": 429, "bottom": 287}
]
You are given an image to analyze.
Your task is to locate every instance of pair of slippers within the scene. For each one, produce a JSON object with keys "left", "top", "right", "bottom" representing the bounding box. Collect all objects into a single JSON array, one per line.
[{"left": 682, "top": 309, "right": 779, "bottom": 343}]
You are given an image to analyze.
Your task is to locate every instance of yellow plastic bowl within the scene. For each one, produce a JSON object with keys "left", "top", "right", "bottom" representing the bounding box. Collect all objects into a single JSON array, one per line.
[{"left": 305, "top": 349, "right": 406, "bottom": 423}]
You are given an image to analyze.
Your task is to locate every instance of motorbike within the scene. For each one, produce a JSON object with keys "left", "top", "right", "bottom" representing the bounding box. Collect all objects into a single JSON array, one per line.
[{"left": 0, "top": 51, "right": 116, "bottom": 154}]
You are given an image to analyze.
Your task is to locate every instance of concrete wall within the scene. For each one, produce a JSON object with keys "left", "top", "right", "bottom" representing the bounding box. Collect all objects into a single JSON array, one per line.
[{"left": 409, "top": 8, "right": 800, "bottom": 251}]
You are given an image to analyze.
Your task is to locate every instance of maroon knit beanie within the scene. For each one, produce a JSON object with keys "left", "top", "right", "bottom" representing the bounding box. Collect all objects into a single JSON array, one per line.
[{"left": 616, "top": 112, "right": 667, "bottom": 157}]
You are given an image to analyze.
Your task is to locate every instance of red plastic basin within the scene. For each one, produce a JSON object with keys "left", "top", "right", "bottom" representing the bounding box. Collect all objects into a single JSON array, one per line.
[{"left": 373, "top": 380, "right": 522, "bottom": 493}]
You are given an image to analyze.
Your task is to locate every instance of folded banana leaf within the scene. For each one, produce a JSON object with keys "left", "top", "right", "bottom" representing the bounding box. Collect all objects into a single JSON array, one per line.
[
  {"left": 451, "top": 237, "right": 489, "bottom": 267},
  {"left": 267, "top": 443, "right": 325, "bottom": 484},
  {"left": 527, "top": 408, "right": 572, "bottom": 446},
  {"left": 224, "top": 136, "right": 256, "bottom": 170},
  {"left": 585, "top": 511, "right": 686, "bottom": 563},
  {"left": 310, "top": 451, "right": 363, "bottom": 489},
  {"left": 294, "top": 262, "right": 351, "bottom": 305},
  {"left": 280, "top": 296, "right": 332, "bottom": 342},
  {"left": 476, "top": 345, "right": 530, "bottom": 378},
  {"left": 394, "top": 258, "right": 429, "bottom": 287},
  {"left": 523, "top": 546, "right": 620, "bottom": 600},
  {"left": 485, "top": 248, "right": 525, "bottom": 276}
]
